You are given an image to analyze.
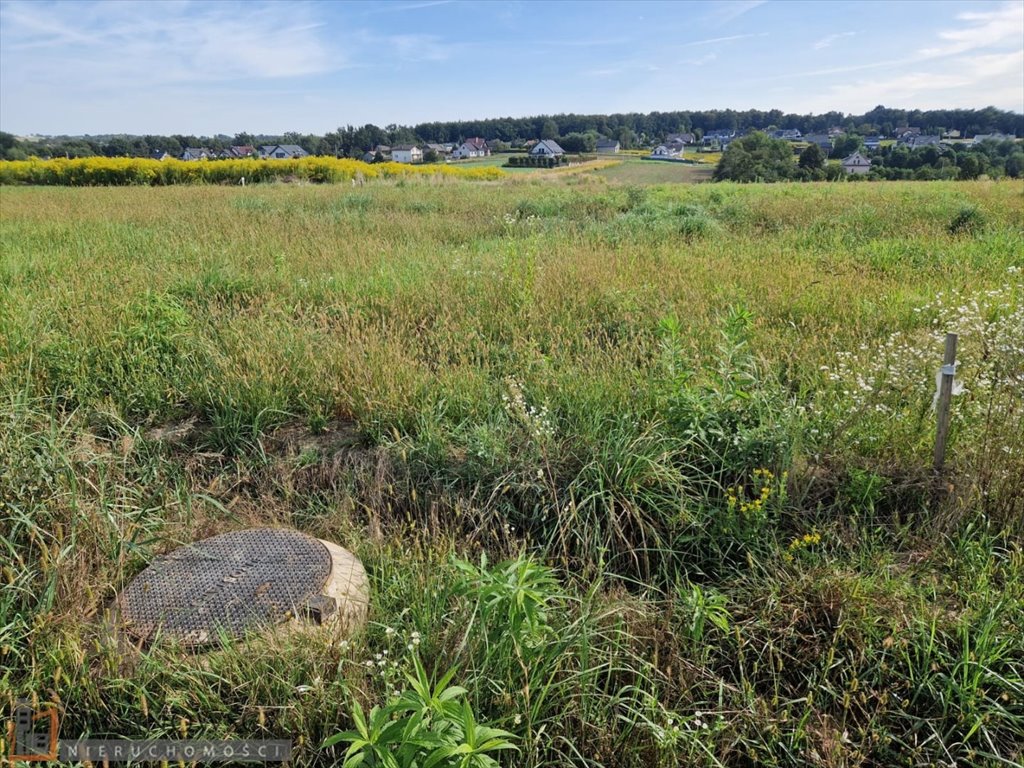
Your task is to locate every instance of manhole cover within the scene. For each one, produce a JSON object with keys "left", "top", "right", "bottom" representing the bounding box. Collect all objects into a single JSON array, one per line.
[{"left": 118, "top": 528, "right": 333, "bottom": 648}]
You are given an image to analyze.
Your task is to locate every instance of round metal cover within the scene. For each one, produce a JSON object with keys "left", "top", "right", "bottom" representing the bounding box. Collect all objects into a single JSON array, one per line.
[{"left": 119, "top": 528, "right": 332, "bottom": 648}]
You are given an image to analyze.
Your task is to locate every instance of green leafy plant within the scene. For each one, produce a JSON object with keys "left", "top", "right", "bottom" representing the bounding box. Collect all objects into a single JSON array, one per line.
[
  {"left": 324, "top": 654, "right": 517, "bottom": 768},
  {"left": 677, "top": 581, "right": 730, "bottom": 643},
  {"left": 453, "top": 554, "right": 562, "bottom": 646}
]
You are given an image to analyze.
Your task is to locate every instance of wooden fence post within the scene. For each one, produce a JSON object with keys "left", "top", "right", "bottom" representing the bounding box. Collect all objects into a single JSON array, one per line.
[{"left": 933, "top": 332, "right": 958, "bottom": 472}]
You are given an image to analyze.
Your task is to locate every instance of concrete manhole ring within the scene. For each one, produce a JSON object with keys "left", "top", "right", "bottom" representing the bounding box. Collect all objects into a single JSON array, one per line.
[{"left": 117, "top": 527, "right": 368, "bottom": 648}]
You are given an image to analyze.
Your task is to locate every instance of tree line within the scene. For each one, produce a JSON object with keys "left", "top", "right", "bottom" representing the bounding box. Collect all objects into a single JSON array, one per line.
[
  {"left": 713, "top": 132, "right": 1024, "bottom": 183},
  {"left": 2, "top": 104, "right": 1021, "bottom": 161}
]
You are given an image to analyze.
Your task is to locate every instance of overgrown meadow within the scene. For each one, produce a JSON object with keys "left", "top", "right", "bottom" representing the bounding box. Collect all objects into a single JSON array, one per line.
[{"left": 1, "top": 175, "right": 1022, "bottom": 767}]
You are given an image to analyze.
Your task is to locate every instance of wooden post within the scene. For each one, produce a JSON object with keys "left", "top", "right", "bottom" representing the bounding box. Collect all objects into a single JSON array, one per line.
[{"left": 933, "top": 332, "right": 958, "bottom": 472}]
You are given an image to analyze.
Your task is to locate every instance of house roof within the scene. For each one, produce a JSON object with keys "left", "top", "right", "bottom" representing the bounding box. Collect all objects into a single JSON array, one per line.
[
  {"left": 391, "top": 144, "right": 420, "bottom": 152},
  {"left": 461, "top": 137, "right": 488, "bottom": 150},
  {"left": 841, "top": 152, "right": 872, "bottom": 166},
  {"left": 596, "top": 138, "right": 620, "bottom": 148},
  {"left": 533, "top": 139, "right": 565, "bottom": 154}
]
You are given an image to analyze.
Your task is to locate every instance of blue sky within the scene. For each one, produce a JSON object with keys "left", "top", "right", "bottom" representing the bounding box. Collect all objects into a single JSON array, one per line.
[{"left": 1, "top": 0, "right": 1021, "bottom": 136}]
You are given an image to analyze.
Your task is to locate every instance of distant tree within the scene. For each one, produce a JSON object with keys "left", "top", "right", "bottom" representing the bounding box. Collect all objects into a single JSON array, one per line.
[
  {"left": 1005, "top": 152, "right": 1024, "bottom": 178},
  {"left": 798, "top": 143, "right": 826, "bottom": 170},
  {"left": 831, "top": 134, "right": 863, "bottom": 157},
  {"left": 540, "top": 119, "right": 559, "bottom": 140},
  {"left": 957, "top": 153, "right": 984, "bottom": 180},
  {"left": 824, "top": 163, "right": 846, "bottom": 181},
  {"left": 423, "top": 148, "right": 440, "bottom": 163},
  {"left": 714, "top": 132, "right": 796, "bottom": 182},
  {"left": 0, "top": 131, "right": 22, "bottom": 159},
  {"left": 559, "top": 132, "right": 596, "bottom": 153}
]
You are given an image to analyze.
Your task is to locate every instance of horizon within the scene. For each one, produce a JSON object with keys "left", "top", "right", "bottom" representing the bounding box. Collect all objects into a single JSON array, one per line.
[{"left": 1, "top": 0, "right": 1022, "bottom": 136}]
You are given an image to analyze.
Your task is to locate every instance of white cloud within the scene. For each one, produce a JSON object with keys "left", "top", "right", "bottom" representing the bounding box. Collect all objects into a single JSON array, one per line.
[
  {"left": 920, "top": 1, "right": 1024, "bottom": 57},
  {"left": 803, "top": 48, "right": 1024, "bottom": 113},
  {"left": 813, "top": 31, "right": 855, "bottom": 50},
  {"left": 680, "top": 32, "right": 767, "bottom": 48},
  {"left": 0, "top": 1, "right": 337, "bottom": 88},
  {"left": 707, "top": 0, "right": 768, "bottom": 25},
  {"left": 687, "top": 52, "right": 719, "bottom": 66}
]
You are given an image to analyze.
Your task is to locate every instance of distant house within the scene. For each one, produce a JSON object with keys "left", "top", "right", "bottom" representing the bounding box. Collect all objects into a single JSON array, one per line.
[
  {"left": 180, "top": 147, "right": 214, "bottom": 161},
  {"left": 529, "top": 139, "right": 565, "bottom": 157},
  {"left": 596, "top": 138, "right": 620, "bottom": 153},
  {"left": 650, "top": 144, "right": 681, "bottom": 159},
  {"left": 901, "top": 134, "right": 941, "bottom": 149},
  {"left": 230, "top": 145, "right": 256, "bottom": 158},
  {"left": 972, "top": 132, "right": 1014, "bottom": 144},
  {"left": 260, "top": 144, "right": 308, "bottom": 159},
  {"left": 452, "top": 138, "right": 490, "bottom": 159},
  {"left": 391, "top": 145, "right": 423, "bottom": 164},
  {"left": 863, "top": 136, "right": 883, "bottom": 150},
  {"left": 425, "top": 143, "right": 451, "bottom": 156},
  {"left": 150, "top": 150, "right": 172, "bottom": 161},
  {"left": 361, "top": 151, "right": 376, "bottom": 163},
  {"left": 841, "top": 151, "right": 872, "bottom": 174},
  {"left": 828, "top": 126, "right": 845, "bottom": 138},
  {"left": 773, "top": 128, "right": 803, "bottom": 141},
  {"left": 700, "top": 130, "right": 735, "bottom": 150},
  {"left": 803, "top": 134, "right": 833, "bottom": 152},
  {"left": 667, "top": 132, "right": 696, "bottom": 146},
  {"left": 894, "top": 127, "right": 921, "bottom": 140},
  {"left": 373, "top": 144, "right": 392, "bottom": 157}
]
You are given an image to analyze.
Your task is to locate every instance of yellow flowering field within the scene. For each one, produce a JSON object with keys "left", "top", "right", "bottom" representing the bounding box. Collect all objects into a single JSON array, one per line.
[{"left": 0, "top": 155, "right": 504, "bottom": 186}]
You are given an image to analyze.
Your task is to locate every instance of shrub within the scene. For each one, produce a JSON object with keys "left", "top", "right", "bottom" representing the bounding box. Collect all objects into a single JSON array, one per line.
[
  {"left": 324, "top": 654, "right": 517, "bottom": 768},
  {"left": 947, "top": 205, "right": 986, "bottom": 236}
]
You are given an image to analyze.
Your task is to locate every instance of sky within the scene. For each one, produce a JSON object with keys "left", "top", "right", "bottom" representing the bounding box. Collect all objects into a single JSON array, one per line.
[{"left": 1, "top": 0, "right": 1022, "bottom": 136}]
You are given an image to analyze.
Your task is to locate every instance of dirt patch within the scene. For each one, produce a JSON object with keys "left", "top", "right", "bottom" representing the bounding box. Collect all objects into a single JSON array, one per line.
[
  {"left": 266, "top": 418, "right": 362, "bottom": 459},
  {"left": 145, "top": 415, "right": 202, "bottom": 445}
]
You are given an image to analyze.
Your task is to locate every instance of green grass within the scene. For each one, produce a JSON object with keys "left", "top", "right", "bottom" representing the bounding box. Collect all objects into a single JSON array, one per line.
[
  {"left": 1, "top": 177, "right": 1022, "bottom": 767},
  {"left": 591, "top": 157, "right": 714, "bottom": 184},
  {"left": 448, "top": 154, "right": 540, "bottom": 173}
]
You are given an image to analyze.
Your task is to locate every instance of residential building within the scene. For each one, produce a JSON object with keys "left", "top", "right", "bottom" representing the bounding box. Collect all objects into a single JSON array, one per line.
[
  {"left": 972, "top": 132, "right": 1014, "bottom": 144},
  {"left": 529, "top": 139, "right": 565, "bottom": 157},
  {"left": 667, "top": 132, "right": 696, "bottom": 146},
  {"left": 901, "top": 134, "right": 942, "bottom": 149},
  {"left": 391, "top": 145, "right": 423, "bottom": 164},
  {"left": 841, "top": 151, "right": 872, "bottom": 174},
  {"left": 259, "top": 144, "right": 308, "bottom": 159},
  {"left": 650, "top": 145, "right": 681, "bottom": 159},
  {"left": 803, "top": 134, "right": 833, "bottom": 152},
  {"left": 596, "top": 138, "right": 620, "bottom": 153},
  {"left": 180, "top": 147, "right": 212, "bottom": 161},
  {"left": 452, "top": 138, "right": 490, "bottom": 159}
]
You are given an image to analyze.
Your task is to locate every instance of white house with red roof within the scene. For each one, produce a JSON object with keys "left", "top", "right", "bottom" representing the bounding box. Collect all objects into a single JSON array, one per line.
[{"left": 452, "top": 138, "right": 490, "bottom": 159}]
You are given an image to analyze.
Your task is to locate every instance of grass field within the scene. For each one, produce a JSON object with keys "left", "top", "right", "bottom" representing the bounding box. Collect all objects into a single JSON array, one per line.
[
  {"left": 2, "top": 176, "right": 1022, "bottom": 767},
  {"left": 593, "top": 157, "right": 715, "bottom": 184}
]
